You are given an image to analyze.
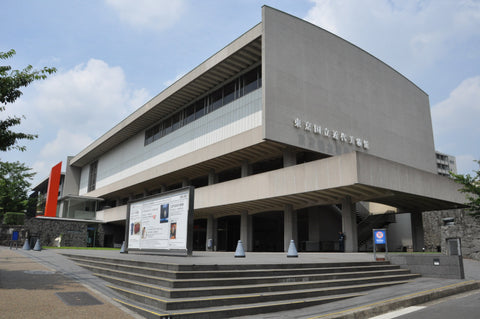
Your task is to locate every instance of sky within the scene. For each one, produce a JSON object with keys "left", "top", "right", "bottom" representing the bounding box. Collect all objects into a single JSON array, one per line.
[{"left": 1, "top": 0, "right": 479, "bottom": 187}]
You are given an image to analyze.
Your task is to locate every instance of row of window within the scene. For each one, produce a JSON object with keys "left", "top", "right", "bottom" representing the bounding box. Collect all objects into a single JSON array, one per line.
[{"left": 145, "top": 65, "right": 262, "bottom": 146}]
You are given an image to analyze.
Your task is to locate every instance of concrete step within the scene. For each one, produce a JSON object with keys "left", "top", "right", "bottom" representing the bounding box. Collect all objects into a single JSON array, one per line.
[
  {"left": 107, "top": 279, "right": 413, "bottom": 311},
  {"left": 74, "top": 261, "right": 412, "bottom": 289},
  {"left": 68, "top": 254, "right": 421, "bottom": 318},
  {"left": 113, "top": 292, "right": 367, "bottom": 319},
  {"left": 64, "top": 253, "right": 390, "bottom": 271},
  {"left": 95, "top": 271, "right": 419, "bottom": 298},
  {"left": 69, "top": 256, "right": 400, "bottom": 280}
]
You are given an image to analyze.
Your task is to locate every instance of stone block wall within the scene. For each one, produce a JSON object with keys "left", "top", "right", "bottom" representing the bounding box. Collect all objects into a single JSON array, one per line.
[
  {"left": 25, "top": 218, "right": 89, "bottom": 247},
  {"left": 423, "top": 208, "right": 480, "bottom": 260}
]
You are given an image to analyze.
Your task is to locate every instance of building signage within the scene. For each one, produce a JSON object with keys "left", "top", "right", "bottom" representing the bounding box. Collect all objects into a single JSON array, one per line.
[
  {"left": 373, "top": 229, "right": 386, "bottom": 244},
  {"left": 293, "top": 118, "right": 369, "bottom": 150},
  {"left": 126, "top": 187, "right": 194, "bottom": 256}
]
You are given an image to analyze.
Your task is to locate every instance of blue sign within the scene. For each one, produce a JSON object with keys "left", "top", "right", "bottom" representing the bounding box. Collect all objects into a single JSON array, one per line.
[
  {"left": 12, "top": 231, "right": 19, "bottom": 241},
  {"left": 374, "top": 230, "right": 386, "bottom": 244}
]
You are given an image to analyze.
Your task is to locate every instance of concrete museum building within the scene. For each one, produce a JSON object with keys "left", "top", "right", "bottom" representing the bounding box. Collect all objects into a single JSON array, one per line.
[{"left": 34, "top": 7, "right": 465, "bottom": 253}]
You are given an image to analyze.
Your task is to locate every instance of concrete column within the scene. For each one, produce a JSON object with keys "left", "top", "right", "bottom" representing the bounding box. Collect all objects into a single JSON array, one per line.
[
  {"left": 308, "top": 207, "right": 320, "bottom": 244},
  {"left": 206, "top": 215, "right": 214, "bottom": 251},
  {"left": 284, "top": 204, "right": 297, "bottom": 252},
  {"left": 341, "top": 196, "right": 358, "bottom": 252},
  {"left": 411, "top": 212, "right": 425, "bottom": 252},
  {"left": 208, "top": 169, "right": 218, "bottom": 185},
  {"left": 240, "top": 211, "right": 249, "bottom": 251},
  {"left": 283, "top": 148, "right": 296, "bottom": 167},
  {"left": 247, "top": 214, "right": 253, "bottom": 252},
  {"left": 241, "top": 161, "right": 252, "bottom": 177}
]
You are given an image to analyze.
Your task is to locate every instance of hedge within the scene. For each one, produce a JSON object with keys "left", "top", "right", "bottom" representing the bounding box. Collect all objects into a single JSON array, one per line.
[{"left": 3, "top": 212, "right": 25, "bottom": 225}]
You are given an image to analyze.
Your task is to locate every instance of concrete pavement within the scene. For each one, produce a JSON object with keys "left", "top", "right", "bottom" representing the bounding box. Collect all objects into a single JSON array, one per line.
[{"left": 1, "top": 246, "right": 479, "bottom": 318}]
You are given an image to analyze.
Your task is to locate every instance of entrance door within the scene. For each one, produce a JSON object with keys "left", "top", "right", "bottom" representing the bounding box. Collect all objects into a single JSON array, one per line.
[
  {"left": 216, "top": 215, "right": 240, "bottom": 251},
  {"left": 193, "top": 219, "right": 207, "bottom": 251},
  {"left": 252, "top": 211, "right": 284, "bottom": 252}
]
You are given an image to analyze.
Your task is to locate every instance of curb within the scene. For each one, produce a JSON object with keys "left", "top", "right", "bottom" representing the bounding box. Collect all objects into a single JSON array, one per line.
[{"left": 310, "top": 280, "right": 480, "bottom": 319}]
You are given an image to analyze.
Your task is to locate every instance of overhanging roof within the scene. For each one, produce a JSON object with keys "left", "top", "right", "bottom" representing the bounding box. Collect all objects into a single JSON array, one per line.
[
  {"left": 194, "top": 152, "right": 466, "bottom": 217},
  {"left": 70, "top": 24, "right": 263, "bottom": 167}
]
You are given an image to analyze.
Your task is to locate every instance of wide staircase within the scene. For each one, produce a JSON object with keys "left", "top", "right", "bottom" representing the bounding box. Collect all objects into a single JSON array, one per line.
[{"left": 64, "top": 254, "right": 421, "bottom": 318}]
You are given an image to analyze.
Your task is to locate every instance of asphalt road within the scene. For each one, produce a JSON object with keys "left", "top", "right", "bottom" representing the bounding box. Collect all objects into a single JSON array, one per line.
[{"left": 374, "top": 289, "right": 480, "bottom": 319}]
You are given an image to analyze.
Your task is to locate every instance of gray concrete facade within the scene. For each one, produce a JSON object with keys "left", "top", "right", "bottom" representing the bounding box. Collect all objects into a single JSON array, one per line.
[{"left": 36, "top": 6, "right": 466, "bottom": 254}]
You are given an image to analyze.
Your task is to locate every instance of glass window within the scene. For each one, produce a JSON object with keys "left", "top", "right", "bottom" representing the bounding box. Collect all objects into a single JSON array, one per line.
[
  {"left": 88, "top": 160, "right": 98, "bottom": 192},
  {"left": 153, "top": 123, "right": 163, "bottom": 141},
  {"left": 210, "top": 88, "right": 223, "bottom": 112},
  {"left": 236, "top": 77, "right": 244, "bottom": 99},
  {"left": 195, "top": 99, "right": 206, "bottom": 119},
  {"left": 184, "top": 104, "right": 195, "bottom": 124},
  {"left": 223, "top": 80, "right": 235, "bottom": 105},
  {"left": 163, "top": 116, "right": 172, "bottom": 135},
  {"left": 244, "top": 68, "right": 258, "bottom": 95},
  {"left": 172, "top": 112, "right": 182, "bottom": 131}
]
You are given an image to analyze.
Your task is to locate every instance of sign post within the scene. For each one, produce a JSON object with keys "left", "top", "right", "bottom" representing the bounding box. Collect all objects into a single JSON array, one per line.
[
  {"left": 373, "top": 229, "right": 388, "bottom": 261},
  {"left": 10, "top": 231, "right": 19, "bottom": 249}
]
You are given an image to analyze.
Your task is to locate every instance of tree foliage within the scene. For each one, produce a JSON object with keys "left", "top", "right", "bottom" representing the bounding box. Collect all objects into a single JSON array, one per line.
[
  {"left": 0, "top": 161, "right": 35, "bottom": 215},
  {"left": 451, "top": 160, "right": 480, "bottom": 217},
  {"left": 0, "top": 49, "right": 56, "bottom": 151}
]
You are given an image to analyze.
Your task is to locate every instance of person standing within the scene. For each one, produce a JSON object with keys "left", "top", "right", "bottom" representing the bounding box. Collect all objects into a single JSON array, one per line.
[{"left": 338, "top": 231, "right": 345, "bottom": 252}]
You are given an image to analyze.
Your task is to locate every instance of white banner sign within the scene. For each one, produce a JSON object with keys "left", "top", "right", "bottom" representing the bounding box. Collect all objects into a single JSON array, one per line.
[{"left": 127, "top": 187, "right": 193, "bottom": 255}]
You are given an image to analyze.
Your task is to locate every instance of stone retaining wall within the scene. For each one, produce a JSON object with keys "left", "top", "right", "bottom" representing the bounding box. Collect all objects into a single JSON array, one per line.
[{"left": 423, "top": 208, "right": 480, "bottom": 261}]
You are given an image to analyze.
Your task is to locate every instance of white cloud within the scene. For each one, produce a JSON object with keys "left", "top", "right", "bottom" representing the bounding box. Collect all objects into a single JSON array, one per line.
[
  {"left": 431, "top": 76, "right": 480, "bottom": 174},
  {"left": 33, "top": 58, "right": 149, "bottom": 138},
  {"left": 305, "top": 0, "right": 480, "bottom": 74},
  {"left": 7, "top": 59, "right": 150, "bottom": 184},
  {"left": 104, "top": 0, "right": 186, "bottom": 31}
]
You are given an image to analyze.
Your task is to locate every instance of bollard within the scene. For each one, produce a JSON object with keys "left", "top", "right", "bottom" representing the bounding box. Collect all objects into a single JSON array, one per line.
[
  {"left": 120, "top": 241, "right": 127, "bottom": 253},
  {"left": 287, "top": 239, "right": 298, "bottom": 258},
  {"left": 33, "top": 239, "right": 42, "bottom": 251},
  {"left": 234, "top": 240, "right": 246, "bottom": 258},
  {"left": 22, "top": 240, "right": 31, "bottom": 250}
]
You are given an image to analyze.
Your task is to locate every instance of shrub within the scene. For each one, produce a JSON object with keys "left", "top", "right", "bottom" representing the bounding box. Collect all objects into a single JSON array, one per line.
[{"left": 3, "top": 212, "right": 25, "bottom": 225}]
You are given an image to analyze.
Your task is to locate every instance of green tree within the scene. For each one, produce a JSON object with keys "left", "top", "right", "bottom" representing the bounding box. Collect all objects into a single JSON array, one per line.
[
  {"left": 451, "top": 160, "right": 480, "bottom": 217},
  {"left": 0, "top": 49, "right": 56, "bottom": 151},
  {"left": 0, "top": 161, "right": 35, "bottom": 215}
]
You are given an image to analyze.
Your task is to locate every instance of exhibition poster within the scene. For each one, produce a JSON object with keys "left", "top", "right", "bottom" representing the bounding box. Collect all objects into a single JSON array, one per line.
[{"left": 127, "top": 187, "right": 193, "bottom": 255}]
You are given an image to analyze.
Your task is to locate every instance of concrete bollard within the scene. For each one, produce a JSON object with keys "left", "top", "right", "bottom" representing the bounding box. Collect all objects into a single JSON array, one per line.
[
  {"left": 287, "top": 239, "right": 298, "bottom": 258},
  {"left": 234, "top": 240, "right": 246, "bottom": 258},
  {"left": 33, "top": 239, "right": 42, "bottom": 251},
  {"left": 22, "top": 240, "right": 31, "bottom": 250},
  {"left": 120, "top": 241, "right": 127, "bottom": 253}
]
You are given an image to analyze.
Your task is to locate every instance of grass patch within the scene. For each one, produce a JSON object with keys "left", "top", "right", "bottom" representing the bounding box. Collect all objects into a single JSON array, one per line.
[{"left": 43, "top": 246, "right": 120, "bottom": 250}]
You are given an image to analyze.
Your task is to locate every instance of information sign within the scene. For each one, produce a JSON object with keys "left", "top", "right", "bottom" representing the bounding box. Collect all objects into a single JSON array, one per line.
[
  {"left": 374, "top": 229, "right": 386, "bottom": 244},
  {"left": 126, "top": 187, "right": 194, "bottom": 256}
]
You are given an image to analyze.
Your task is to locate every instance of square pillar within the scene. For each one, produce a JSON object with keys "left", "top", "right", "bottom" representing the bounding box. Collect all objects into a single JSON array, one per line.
[
  {"left": 283, "top": 148, "right": 296, "bottom": 167},
  {"left": 341, "top": 196, "right": 358, "bottom": 252},
  {"left": 208, "top": 169, "right": 218, "bottom": 185},
  {"left": 240, "top": 211, "right": 250, "bottom": 251},
  {"left": 411, "top": 212, "right": 425, "bottom": 252},
  {"left": 206, "top": 215, "right": 214, "bottom": 251}
]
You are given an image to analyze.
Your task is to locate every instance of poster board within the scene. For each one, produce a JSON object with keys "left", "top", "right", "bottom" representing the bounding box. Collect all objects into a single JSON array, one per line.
[{"left": 126, "top": 187, "right": 194, "bottom": 256}]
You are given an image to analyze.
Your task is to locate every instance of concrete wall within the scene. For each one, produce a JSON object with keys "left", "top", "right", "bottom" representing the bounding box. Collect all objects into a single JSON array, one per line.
[
  {"left": 388, "top": 254, "right": 464, "bottom": 279},
  {"left": 79, "top": 90, "right": 262, "bottom": 195},
  {"left": 262, "top": 6, "right": 436, "bottom": 173}
]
